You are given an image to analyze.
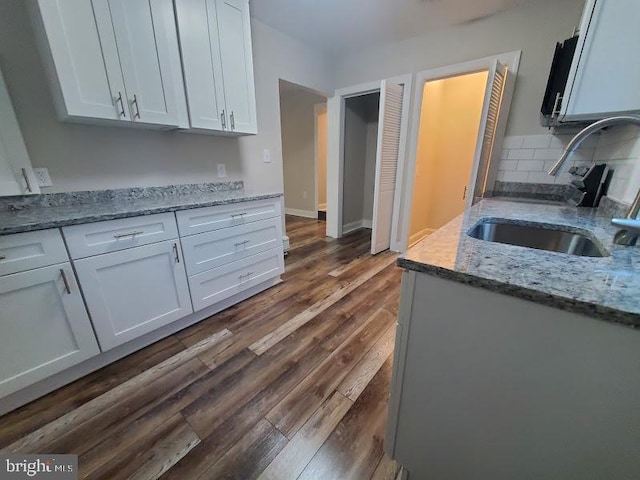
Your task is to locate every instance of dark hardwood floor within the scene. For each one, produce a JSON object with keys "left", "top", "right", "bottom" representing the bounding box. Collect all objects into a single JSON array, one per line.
[{"left": 0, "top": 216, "right": 402, "bottom": 480}]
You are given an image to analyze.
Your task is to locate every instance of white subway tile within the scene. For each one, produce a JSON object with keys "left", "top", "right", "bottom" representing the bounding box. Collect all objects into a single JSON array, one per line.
[
  {"left": 507, "top": 149, "right": 535, "bottom": 160},
  {"left": 498, "top": 160, "right": 518, "bottom": 171},
  {"left": 533, "top": 148, "right": 564, "bottom": 161},
  {"left": 502, "top": 135, "right": 524, "bottom": 149},
  {"left": 500, "top": 149, "right": 510, "bottom": 160},
  {"left": 502, "top": 171, "right": 529, "bottom": 182},
  {"left": 550, "top": 134, "right": 573, "bottom": 148},
  {"left": 521, "top": 134, "right": 552, "bottom": 149},
  {"left": 517, "top": 160, "right": 545, "bottom": 171}
]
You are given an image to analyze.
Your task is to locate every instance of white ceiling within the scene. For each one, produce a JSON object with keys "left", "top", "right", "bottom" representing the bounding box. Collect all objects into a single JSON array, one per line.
[{"left": 250, "top": 0, "right": 535, "bottom": 57}]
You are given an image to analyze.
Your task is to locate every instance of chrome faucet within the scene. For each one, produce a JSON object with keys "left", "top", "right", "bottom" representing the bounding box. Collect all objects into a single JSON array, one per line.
[{"left": 547, "top": 115, "right": 640, "bottom": 246}]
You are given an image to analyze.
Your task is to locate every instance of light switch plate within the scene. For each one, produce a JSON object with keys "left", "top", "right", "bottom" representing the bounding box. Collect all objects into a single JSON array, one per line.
[
  {"left": 33, "top": 168, "right": 53, "bottom": 187},
  {"left": 263, "top": 149, "right": 271, "bottom": 163},
  {"left": 217, "top": 163, "right": 227, "bottom": 178}
]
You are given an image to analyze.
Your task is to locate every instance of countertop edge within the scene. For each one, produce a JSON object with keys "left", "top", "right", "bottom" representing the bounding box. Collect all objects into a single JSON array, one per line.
[
  {"left": 0, "top": 192, "right": 284, "bottom": 235},
  {"left": 397, "top": 257, "right": 640, "bottom": 330}
]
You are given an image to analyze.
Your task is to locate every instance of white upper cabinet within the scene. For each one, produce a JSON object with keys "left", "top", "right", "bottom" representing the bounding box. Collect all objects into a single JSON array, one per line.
[
  {"left": 0, "top": 67, "right": 39, "bottom": 196},
  {"left": 30, "top": 0, "right": 188, "bottom": 128},
  {"left": 176, "top": 0, "right": 258, "bottom": 134},
  {"left": 560, "top": 0, "right": 640, "bottom": 122}
]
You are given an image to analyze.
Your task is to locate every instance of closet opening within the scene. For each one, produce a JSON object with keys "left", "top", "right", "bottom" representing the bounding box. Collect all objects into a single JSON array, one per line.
[
  {"left": 408, "top": 71, "right": 489, "bottom": 246},
  {"left": 342, "top": 92, "right": 381, "bottom": 242}
]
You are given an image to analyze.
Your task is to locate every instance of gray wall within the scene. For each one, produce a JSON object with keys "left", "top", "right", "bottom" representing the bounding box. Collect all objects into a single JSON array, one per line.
[
  {"left": 333, "top": 0, "right": 585, "bottom": 137},
  {"left": 279, "top": 82, "right": 326, "bottom": 214},
  {"left": 342, "top": 93, "right": 379, "bottom": 228},
  {"left": 0, "top": 0, "right": 332, "bottom": 194}
]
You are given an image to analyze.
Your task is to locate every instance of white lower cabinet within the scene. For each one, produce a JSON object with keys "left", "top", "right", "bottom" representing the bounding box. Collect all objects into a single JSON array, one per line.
[
  {"left": 189, "top": 248, "right": 284, "bottom": 311},
  {"left": 74, "top": 240, "right": 192, "bottom": 351},
  {"left": 0, "top": 263, "right": 100, "bottom": 398}
]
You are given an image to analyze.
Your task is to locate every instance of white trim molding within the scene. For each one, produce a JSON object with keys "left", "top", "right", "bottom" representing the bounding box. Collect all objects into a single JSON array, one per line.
[{"left": 284, "top": 208, "right": 317, "bottom": 219}]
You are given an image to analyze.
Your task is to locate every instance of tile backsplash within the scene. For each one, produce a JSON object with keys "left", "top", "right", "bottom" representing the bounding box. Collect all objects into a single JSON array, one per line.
[{"left": 498, "top": 127, "right": 640, "bottom": 204}]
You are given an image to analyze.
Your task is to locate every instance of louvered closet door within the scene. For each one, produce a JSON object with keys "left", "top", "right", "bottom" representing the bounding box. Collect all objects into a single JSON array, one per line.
[
  {"left": 371, "top": 80, "right": 404, "bottom": 255},
  {"left": 473, "top": 60, "right": 508, "bottom": 203}
]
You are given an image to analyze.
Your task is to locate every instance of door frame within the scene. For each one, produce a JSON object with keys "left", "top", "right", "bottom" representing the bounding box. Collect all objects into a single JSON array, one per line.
[
  {"left": 398, "top": 51, "right": 521, "bottom": 251},
  {"left": 327, "top": 74, "right": 413, "bottom": 251},
  {"left": 314, "top": 102, "right": 327, "bottom": 215}
]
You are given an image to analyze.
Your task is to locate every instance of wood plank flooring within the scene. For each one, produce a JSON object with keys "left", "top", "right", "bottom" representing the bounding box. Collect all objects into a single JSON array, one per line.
[{"left": 0, "top": 216, "right": 402, "bottom": 480}]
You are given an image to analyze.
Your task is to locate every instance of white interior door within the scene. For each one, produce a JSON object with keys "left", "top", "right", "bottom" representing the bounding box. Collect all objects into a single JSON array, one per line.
[
  {"left": 469, "top": 60, "right": 509, "bottom": 205},
  {"left": 371, "top": 80, "right": 404, "bottom": 255}
]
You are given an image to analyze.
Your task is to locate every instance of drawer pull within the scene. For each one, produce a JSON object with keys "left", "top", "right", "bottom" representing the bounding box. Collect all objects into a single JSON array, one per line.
[
  {"left": 173, "top": 243, "right": 180, "bottom": 263},
  {"left": 239, "top": 271, "right": 253, "bottom": 279},
  {"left": 0, "top": 255, "right": 6, "bottom": 260},
  {"left": 60, "top": 269, "right": 71, "bottom": 294},
  {"left": 113, "top": 230, "right": 144, "bottom": 239},
  {"left": 231, "top": 213, "right": 247, "bottom": 219},
  {"left": 234, "top": 240, "right": 250, "bottom": 247}
]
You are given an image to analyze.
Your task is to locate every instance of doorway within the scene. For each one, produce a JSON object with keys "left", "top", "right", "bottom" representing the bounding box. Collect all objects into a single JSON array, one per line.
[
  {"left": 327, "top": 75, "right": 412, "bottom": 254},
  {"left": 408, "top": 71, "right": 489, "bottom": 246},
  {"left": 342, "top": 92, "right": 380, "bottom": 236},
  {"left": 278, "top": 80, "right": 327, "bottom": 220}
]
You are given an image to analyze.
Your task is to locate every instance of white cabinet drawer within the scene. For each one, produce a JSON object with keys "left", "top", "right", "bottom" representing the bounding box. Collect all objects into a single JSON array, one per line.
[
  {"left": 0, "top": 263, "right": 99, "bottom": 398},
  {"left": 181, "top": 217, "right": 282, "bottom": 276},
  {"left": 62, "top": 213, "right": 179, "bottom": 259},
  {"left": 0, "top": 229, "right": 68, "bottom": 277},
  {"left": 74, "top": 240, "right": 192, "bottom": 351},
  {"left": 176, "top": 199, "right": 280, "bottom": 236},
  {"left": 189, "top": 248, "right": 284, "bottom": 311}
]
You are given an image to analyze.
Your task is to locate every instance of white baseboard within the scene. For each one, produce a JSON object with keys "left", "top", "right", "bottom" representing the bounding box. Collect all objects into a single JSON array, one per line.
[
  {"left": 342, "top": 219, "right": 372, "bottom": 235},
  {"left": 283, "top": 235, "right": 290, "bottom": 253},
  {"left": 408, "top": 227, "right": 435, "bottom": 247},
  {"left": 285, "top": 208, "right": 317, "bottom": 219}
]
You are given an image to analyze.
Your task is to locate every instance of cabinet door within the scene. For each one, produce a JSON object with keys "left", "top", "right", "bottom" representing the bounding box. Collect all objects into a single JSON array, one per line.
[
  {"left": 74, "top": 240, "right": 193, "bottom": 351},
  {"left": 216, "top": 0, "right": 257, "bottom": 134},
  {"left": 31, "top": 0, "right": 129, "bottom": 122},
  {"left": 561, "top": 0, "right": 640, "bottom": 120},
  {"left": 0, "top": 263, "right": 99, "bottom": 399},
  {"left": 0, "top": 68, "right": 39, "bottom": 196},
  {"left": 175, "top": 0, "right": 227, "bottom": 131},
  {"left": 106, "top": 0, "right": 187, "bottom": 127}
]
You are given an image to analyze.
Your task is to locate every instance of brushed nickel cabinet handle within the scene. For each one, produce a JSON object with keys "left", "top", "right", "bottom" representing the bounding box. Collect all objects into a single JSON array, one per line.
[
  {"left": 234, "top": 239, "right": 250, "bottom": 247},
  {"left": 132, "top": 94, "right": 141, "bottom": 119},
  {"left": 60, "top": 269, "right": 71, "bottom": 294},
  {"left": 0, "top": 255, "right": 6, "bottom": 260},
  {"left": 230, "top": 111, "right": 235, "bottom": 131},
  {"left": 173, "top": 243, "right": 180, "bottom": 263},
  {"left": 231, "top": 213, "right": 247, "bottom": 219},
  {"left": 116, "top": 91, "right": 126, "bottom": 117},
  {"left": 21, "top": 168, "right": 33, "bottom": 193},
  {"left": 221, "top": 110, "right": 226, "bottom": 129},
  {"left": 113, "top": 230, "right": 143, "bottom": 239},
  {"left": 239, "top": 271, "right": 253, "bottom": 279}
]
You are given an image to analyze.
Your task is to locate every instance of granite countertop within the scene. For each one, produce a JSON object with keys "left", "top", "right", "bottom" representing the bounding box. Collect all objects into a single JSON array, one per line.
[
  {"left": 0, "top": 183, "right": 283, "bottom": 235},
  {"left": 399, "top": 199, "right": 640, "bottom": 329}
]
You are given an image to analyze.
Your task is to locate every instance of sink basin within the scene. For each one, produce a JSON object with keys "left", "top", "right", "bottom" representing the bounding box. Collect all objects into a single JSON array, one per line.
[{"left": 467, "top": 219, "right": 607, "bottom": 257}]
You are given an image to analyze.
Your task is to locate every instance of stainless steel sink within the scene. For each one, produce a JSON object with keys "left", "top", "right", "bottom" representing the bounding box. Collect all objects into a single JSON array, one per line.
[{"left": 467, "top": 219, "right": 608, "bottom": 257}]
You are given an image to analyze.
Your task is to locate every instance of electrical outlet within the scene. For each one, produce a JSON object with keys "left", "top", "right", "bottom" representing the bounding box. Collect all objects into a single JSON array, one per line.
[
  {"left": 263, "top": 149, "right": 271, "bottom": 163},
  {"left": 217, "top": 163, "right": 227, "bottom": 178},
  {"left": 33, "top": 168, "right": 53, "bottom": 187}
]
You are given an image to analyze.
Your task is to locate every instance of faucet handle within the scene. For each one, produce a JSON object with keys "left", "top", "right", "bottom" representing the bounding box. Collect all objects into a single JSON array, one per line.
[{"left": 611, "top": 218, "right": 640, "bottom": 231}]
